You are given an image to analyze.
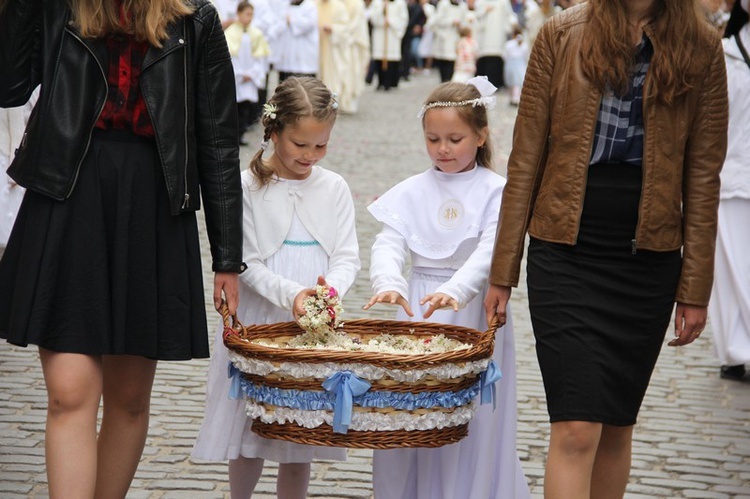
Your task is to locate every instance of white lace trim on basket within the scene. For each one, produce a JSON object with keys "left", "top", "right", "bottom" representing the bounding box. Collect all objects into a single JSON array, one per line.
[
  {"left": 227, "top": 351, "right": 491, "bottom": 382},
  {"left": 246, "top": 400, "right": 477, "bottom": 431}
]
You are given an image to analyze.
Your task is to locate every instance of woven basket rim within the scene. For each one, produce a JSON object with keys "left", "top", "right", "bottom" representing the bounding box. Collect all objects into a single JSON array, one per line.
[{"left": 221, "top": 304, "right": 498, "bottom": 368}]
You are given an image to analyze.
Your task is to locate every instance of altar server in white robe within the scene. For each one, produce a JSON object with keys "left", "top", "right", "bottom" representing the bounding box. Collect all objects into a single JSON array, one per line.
[
  {"left": 225, "top": 2, "right": 272, "bottom": 142},
  {"left": 428, "top": 0, "right": 469, "bottom": 82},
  {"left": 709, "top": 0, "right": 750, "bottom": 381},
  {"left": 340, "top": 0, "right": 370, "bottom": 113},
  {"left": 368, "top": 0, "right": 409, "bottom": 90},
  {"left": 317, "top": 0, "right": 351, "bottom": 101},
  {"left": 473, "top": 0, "right": 517, "bottom": 88},
  {"left": 271, "top": 0, "right": 320, "bottom": 80},
  {"left": 365, "top": 77, "right": 530, "bottom": 499}
]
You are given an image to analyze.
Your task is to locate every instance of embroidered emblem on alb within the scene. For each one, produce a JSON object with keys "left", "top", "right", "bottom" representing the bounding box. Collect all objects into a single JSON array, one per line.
[{"left": 438, "top": 199, "right": 464, "bottom": 229}]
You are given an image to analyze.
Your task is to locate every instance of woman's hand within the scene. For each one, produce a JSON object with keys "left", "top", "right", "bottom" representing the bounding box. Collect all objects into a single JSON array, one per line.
[
  {"left": 420, "top": 292, "right": 458, "bottom": 319},
  {"left": 668, "top": 303, "right": 707, "bottom": 347},
  {"left": 214, "top": 272, "right": 239, "bottom": 315},
  {"left": 483, "top": 284, "right": 511, "bottom": 328},
  {"left": 363, "top": 291, "right": 414, "bottom": 317}
]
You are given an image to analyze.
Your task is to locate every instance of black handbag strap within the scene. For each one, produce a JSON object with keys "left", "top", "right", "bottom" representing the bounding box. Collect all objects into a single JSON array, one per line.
[{"left": 735, "top": 34, "right": 750, "bottom": 70}]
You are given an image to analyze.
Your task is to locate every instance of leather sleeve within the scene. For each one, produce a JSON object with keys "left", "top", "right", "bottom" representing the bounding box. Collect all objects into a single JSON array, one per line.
[
  {"left": 488, "top": 16, "right": 555, "bottom": 287},
  {"left": 0, "top": 0, "right": 41, "bottom": 106},
  {"left": 677, "top": 34, "right": 728, "bottom": 306},
  {"left": 192, "top": 1, "right": 245, "bottom": 273}
]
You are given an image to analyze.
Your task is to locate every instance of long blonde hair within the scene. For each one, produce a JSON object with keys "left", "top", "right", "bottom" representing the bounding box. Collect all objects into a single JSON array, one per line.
[
  {"left": 421, "top": 82, "right": 494, "bottom": 170},
  {"left": 70, "top": 0, "right": 194, "bottom": 47},
  {"left": 250, "top": 77, "right": 338, "bottom": 186},
  {"left": 580, "top": 0, "right": 711, "bottom": 104}
]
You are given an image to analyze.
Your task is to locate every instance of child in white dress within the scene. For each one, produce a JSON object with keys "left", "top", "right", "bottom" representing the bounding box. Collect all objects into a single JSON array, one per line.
[
  {"left": 364, "top": 76, "right": 530, "bottom": 499},
  {"left": 502, "top": 25, "right": 529, "bottom": 106},
  {"left": 192, "top": 76, "right": 360, "bottom": 498}
]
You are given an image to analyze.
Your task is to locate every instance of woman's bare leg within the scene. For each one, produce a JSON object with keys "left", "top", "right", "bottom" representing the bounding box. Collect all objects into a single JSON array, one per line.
[
  {"left": 39, "top": 348, "right": 103, "bottom": 498},
  {"left": 94, "top": 355, "right": 157, "bottom": 498},
  {"left": 544, "top": 420, "right": 602, "bottom": 499},
  {"left": 590, "top": 424, "right": 633, "bottom": 499}
]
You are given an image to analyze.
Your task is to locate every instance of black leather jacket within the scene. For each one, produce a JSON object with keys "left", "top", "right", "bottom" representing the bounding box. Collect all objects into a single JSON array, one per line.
[{"left": 0, "top": 0, "right": 244, "bottom": 273}]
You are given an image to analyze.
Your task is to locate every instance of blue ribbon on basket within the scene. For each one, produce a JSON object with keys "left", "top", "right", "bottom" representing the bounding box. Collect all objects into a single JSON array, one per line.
[
  {"left": 322, "top": 371, "right": 371, "bottom": 434},
  {"left": 228, "top": 363, "right": 243, "bottom": 400},
  {"left": 480, "top": 360, "right": 502, "bottom": 409}
]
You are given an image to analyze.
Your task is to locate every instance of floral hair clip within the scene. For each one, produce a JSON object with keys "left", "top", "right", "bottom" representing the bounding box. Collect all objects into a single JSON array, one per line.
[
  {"left": 331, "top": 92, "right": 339, "bottom": 110},
  {"left": 262, "top": 103, "right": 278, "bottom": 120},
  {"left": 416, "top": 75, "right": 498, "bottom": 119}
]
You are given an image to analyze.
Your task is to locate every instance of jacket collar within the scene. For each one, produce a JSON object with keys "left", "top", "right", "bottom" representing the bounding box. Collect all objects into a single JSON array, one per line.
[
  {"left": 143, "top": 17, "right": 187, "bottom": 70},
  {"left": 64, "top": 11, "right": 187, "bottom": 72}
]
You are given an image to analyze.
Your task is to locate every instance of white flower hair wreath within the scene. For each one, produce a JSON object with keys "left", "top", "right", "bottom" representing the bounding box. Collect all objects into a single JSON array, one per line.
[{"left": 417, "top": 76, "right": 498, "bottom": 119}]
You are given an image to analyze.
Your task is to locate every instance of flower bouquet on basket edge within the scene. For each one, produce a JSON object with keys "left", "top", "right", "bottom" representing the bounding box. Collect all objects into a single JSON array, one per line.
[{"left": 221, "top": 286, "right": 501, "bottom": 450}]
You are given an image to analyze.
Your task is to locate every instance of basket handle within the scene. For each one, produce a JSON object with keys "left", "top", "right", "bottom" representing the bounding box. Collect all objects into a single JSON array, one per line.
[
  {"left": 487, "top": 315, "right": 501, "bottom": 334},
  {"left": 219, "top": 300, "right": 245, "bottom": 336}
]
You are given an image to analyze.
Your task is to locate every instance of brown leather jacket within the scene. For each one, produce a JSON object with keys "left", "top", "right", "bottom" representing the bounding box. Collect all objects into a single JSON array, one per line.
[{"left": 489, "top": 4, "right": 728, "bottom": 307}]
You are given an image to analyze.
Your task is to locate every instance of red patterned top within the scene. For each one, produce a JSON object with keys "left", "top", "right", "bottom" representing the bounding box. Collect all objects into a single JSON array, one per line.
[{"left": 94, "top": 34, "right": 154, "bottom": 137}]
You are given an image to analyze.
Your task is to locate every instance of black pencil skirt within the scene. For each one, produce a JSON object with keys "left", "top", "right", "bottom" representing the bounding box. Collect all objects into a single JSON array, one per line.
[
  {"left": 527, "top": 163, "right": 681, "bottom": 426},
  {"left": 0, "top": 129, "right": 209, "bottom": 360}
]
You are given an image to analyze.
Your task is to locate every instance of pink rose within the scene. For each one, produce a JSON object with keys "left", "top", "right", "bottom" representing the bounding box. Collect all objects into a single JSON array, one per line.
[{"left": 328, "top": 287, "right": 338, "bottom": 298}]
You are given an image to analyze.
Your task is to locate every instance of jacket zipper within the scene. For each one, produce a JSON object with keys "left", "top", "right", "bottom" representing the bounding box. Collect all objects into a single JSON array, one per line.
[
  {"left": 67, "top": 28, "right": 108, "bottom": 198},
  {"left": 181, "top": 28, "right": 190, "bottom": 210}
]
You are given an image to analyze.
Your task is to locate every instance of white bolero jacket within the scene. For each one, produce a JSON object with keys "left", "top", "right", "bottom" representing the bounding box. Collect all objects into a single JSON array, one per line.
[{"left": 240, "top": 165, "right": 361, "bottom": 310}]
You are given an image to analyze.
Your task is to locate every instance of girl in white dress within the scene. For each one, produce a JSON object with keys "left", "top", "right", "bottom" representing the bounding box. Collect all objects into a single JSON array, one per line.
[
  {"left": 502, "top": 25, "right": 529, "bottom": 106},
  {"left": 364, "top": 76, "right": 529, "bottom": 499},
  {"left": 192, "top": 76, "right": 360, "bottom": 498}
]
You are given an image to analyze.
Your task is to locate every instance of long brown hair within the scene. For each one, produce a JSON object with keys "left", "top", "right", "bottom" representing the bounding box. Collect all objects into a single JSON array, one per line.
[
  {"left": 70, "top": 0, "right": 194, "bottom": 47},
  {"left": 250, "top": 77, "right": 338, "bottom": 186},
  {"left": 421, "top": 82, "right": 494, "bottom": 170},
  {"left": 580, "top": 0, "right": 710, "bottom": 104}
]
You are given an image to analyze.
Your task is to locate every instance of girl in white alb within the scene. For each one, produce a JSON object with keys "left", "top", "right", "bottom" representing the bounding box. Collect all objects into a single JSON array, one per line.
[
  {"left": 192, "top": 77, "right": 360, "bottom": 498},
  {"left": 364, "top": 76, "right": 530, "bottom": 499}
]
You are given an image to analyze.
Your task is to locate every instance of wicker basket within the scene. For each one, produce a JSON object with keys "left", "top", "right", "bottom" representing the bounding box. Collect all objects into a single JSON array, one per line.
[{"left": 221, "top": 305, "right": 499, "bottom": 450}]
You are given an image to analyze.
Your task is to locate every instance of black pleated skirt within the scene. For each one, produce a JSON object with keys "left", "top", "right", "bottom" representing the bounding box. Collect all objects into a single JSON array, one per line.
[
  {"left": 0, "top": 129, "right": 209, "bottom": 360},
  {"left": 527, "top": 163, "right": 681, "bottom": 426}
]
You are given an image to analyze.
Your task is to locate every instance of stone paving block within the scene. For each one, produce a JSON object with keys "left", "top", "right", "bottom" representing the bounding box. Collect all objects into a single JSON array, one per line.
[
  {"left": 149, "top": 479, "right": 216, "bottom": 491},
  {"left": 683, "top": 491, "right": 732, "bottom": 499}
]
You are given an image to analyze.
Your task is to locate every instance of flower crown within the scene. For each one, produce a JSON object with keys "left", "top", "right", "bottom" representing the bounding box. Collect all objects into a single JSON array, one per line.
[{"left": 417, "top": 76, "right": 498, "bottom": 119}]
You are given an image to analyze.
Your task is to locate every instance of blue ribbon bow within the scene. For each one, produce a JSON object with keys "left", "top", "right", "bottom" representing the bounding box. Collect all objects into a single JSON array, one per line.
[
  {"left": 228, "top": 363, "right": 243, "bottom": 400},
  {"left": 480, "top": 360, "right": 503, "bottom": 409},
  {"left": 322, "top": 371, "right": 371, "bottom": 434}
]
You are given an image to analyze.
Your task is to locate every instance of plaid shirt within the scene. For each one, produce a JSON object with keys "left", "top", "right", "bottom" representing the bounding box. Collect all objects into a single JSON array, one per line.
[
  {"left": 94, "top": 34, "right": 154, "bottom": 137},
  {"left": 589, "top": 36, "right": 653, "bottom": 166}
]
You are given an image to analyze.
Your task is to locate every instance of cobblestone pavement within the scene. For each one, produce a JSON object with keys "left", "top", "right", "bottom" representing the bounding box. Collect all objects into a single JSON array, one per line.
[{"left": 1, "top": 72, "right": 749, "bottom": 499}]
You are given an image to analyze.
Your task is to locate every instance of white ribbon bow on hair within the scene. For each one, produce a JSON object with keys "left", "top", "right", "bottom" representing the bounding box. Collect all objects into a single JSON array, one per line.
[{"left": 466, "top": 75, "right": 498, "bottom": 111}]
